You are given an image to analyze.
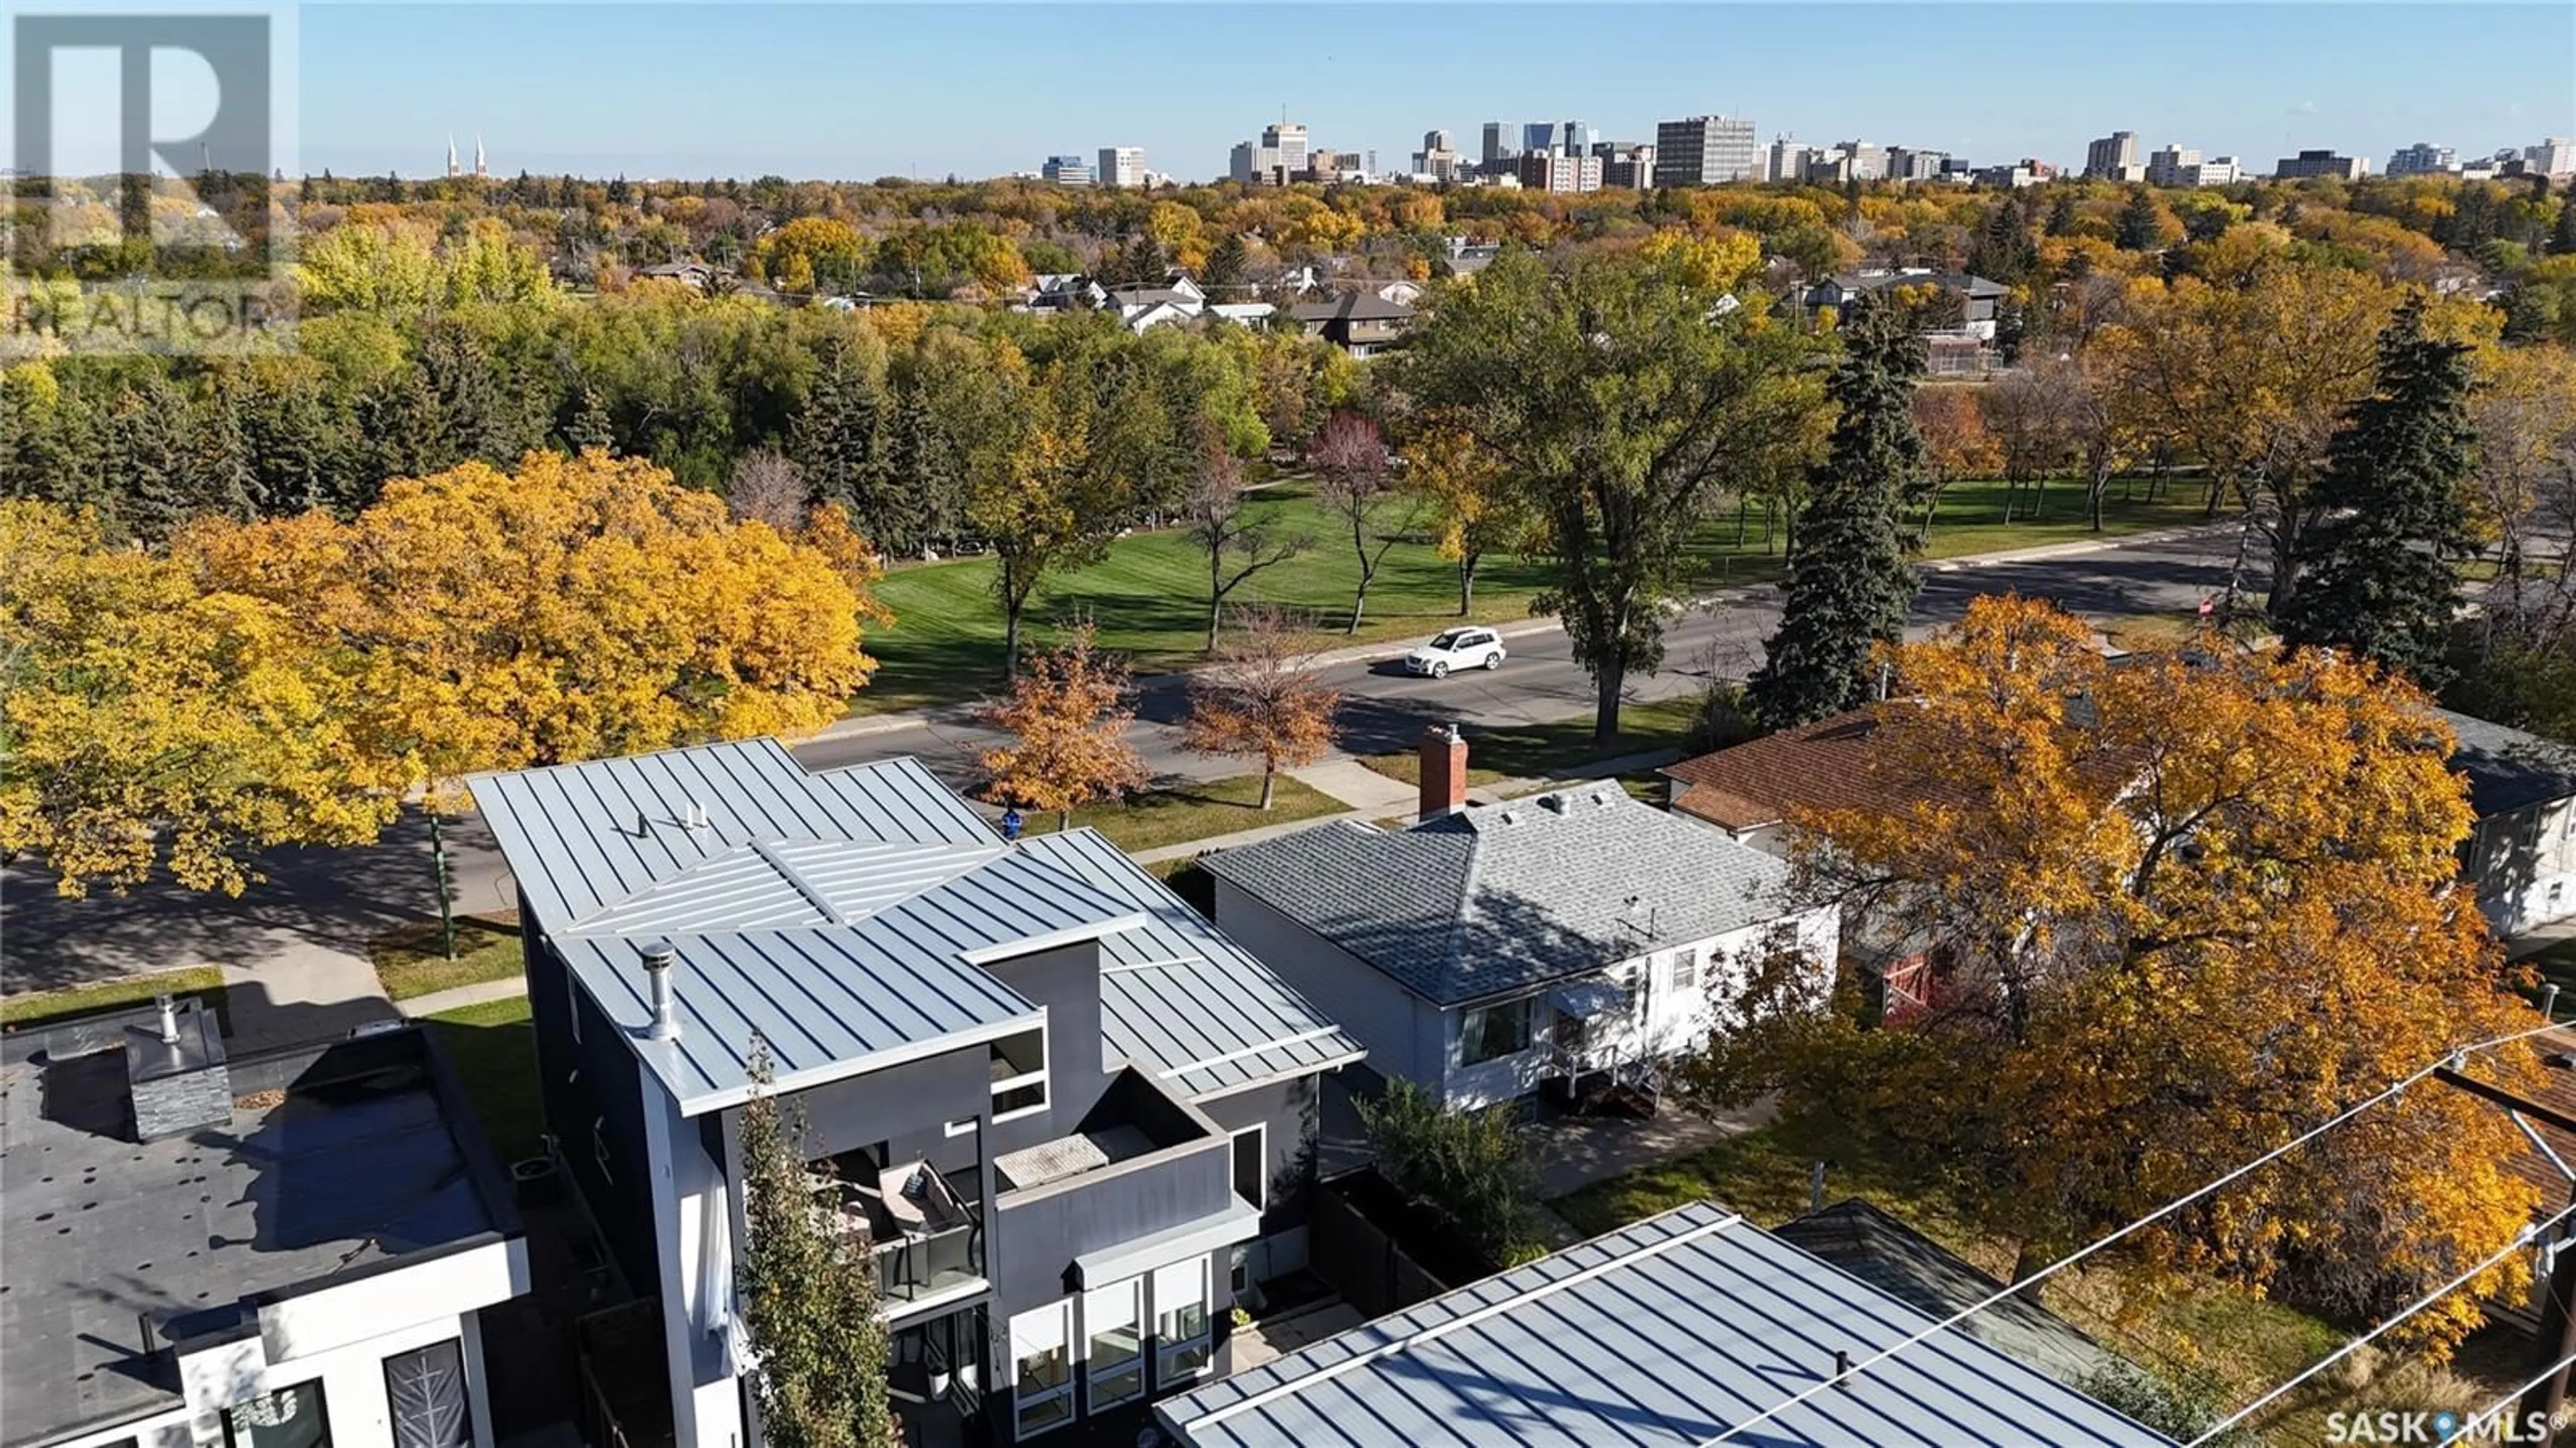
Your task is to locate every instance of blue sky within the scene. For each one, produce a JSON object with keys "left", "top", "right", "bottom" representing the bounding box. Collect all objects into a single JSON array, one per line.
[{"left": 297, "top": 3, "right": 2576, "bottom": 183}]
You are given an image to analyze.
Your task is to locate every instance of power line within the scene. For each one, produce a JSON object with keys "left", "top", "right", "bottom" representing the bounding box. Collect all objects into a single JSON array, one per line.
[
  {"left": 2184, "top": 1200, "right": 2576, "bottom": 1445},
  {"left": 1702, "top": 1019, "right": 2571, "bottom": 1447},
  {"left": 2455, "top": 1346, "right": 2576, "bottom": 1443}
]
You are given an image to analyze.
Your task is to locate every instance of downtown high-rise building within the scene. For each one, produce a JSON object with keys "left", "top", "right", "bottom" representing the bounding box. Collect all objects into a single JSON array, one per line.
[
  {"left": 1263, "top": 121, "right": 1309, "bottom": 176},
  {"left": 2083, "top": 130, "right": 2143, "bottom": 180},
  {"left": 1652, "top": 114, "right": 1759, "bottom": 186},
  {"left": 1096, "top": 146, "right": 1146, "bottom": 188},
  {"left": 1481, "top": 121, "right": 1516, "bottom": 166},
  {"left": 2530, "top": 138, "right": 2576, "bottom": 176},
  {"left": 1040, "top": 154, "right": 1094, "bottom": 185}
]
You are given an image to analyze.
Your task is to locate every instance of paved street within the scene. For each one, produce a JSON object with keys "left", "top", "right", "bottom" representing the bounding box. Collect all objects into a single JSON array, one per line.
[{"left": 1, "top": 524, "right": 2255, "bottom": 996}]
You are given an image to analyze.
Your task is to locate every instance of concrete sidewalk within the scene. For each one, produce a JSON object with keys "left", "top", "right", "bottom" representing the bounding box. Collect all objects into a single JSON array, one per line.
[
  {"left": 218, "top": 942, "right": 398, "bottom": 1055},
  {"left": 399, "top": 976, "right": 533, "bottom": 1018}
]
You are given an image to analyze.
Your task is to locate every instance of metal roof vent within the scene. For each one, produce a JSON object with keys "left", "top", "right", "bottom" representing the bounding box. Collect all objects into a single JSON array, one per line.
[
  {"left": 1539, "top": 793, "right": 1569, "bottom": 815},
  {"left": 639, "top": 939, "right": 681, "bottom": 1041},
  {"left": 685, "top": 802, "right": 710, "bottom": 834}
]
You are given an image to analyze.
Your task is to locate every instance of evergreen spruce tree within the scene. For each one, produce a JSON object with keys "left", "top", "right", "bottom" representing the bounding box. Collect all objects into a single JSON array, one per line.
[
  {"left": 2044, "top": 191, "right": 2081, "bottom": 238},
  {"left": 1748, "top": 300, "right": 1925, "bottom": 731},
  {"left": 736, "top": 1047, "right": 896, "bottom": 1448},
  {"left": 1203, "top": 232, "right": 1249, "bottom": 292},
  {"left": 2278, "top": 298, "right": 2477, "bottom": 684},
  {"left": 792, "top": 347, "right": 912, "bottom": 552},
  {"left": 885, "top": 375, "right": 961, "bottom": 557},
  {"left": 1966, "top": 203, "right": 2037, "bottom": 286},
  {"left": 105, "top": 378, "right": 212, "bottom": 542},
  {"left": 566, "top": 386, "right": 617, "bottom": 455},
  {"left": 2114, "top": 187, "right": 2164, "bottom": 251}
]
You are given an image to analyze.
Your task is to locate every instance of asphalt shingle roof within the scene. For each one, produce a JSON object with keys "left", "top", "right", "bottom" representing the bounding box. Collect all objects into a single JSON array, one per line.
[
  {"left": 1198, "top": 782, "right": 1798, "bottom": 1005},
  {"left": 1157, "top": 1200, "right": 2180, "bottom": 1448},
  {"left": 2442, "top": 709, "right": 2576, "bottom": 817}
]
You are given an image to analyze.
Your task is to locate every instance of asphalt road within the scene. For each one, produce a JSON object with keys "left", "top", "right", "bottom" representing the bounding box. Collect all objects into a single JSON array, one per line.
[{"left": 0, "top": 524, "right": 2257, "bottom": 992}]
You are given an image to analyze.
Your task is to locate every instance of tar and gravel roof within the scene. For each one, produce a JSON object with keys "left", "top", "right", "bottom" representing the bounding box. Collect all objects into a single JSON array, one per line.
[
  {"left": 473, "top": 739, "right": 1359, "bottom": 1113},
  {"left": 1156, "top": 1200, "right": 2179, "bottom": 1448},
  {"left": 1197, "top": 782, "right": 1802, "bottom": 1005}
]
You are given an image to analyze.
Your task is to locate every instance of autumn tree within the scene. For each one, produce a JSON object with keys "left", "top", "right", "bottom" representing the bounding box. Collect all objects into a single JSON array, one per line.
[
  {"left": 1978, "top": 359, "right": 2078, "bottom": 521},
  {"left": 961, "top": 356, "right": 1130, "bottom": 678},
  {"left": 1401, "top": 419, "right": 1534, "bottom": 616},
  {"left": 2280, "top": 299, "right": 2479, "bottom": 683},
  {"left": 728, "top": 450, "right": 810, "bottom": 533},
  {"left": 1748, "top": 300, "right": 1924, "bottom": 731},
  {"left": 1307, "top": 411, "right": 1408, "bottom": 635},
  {"left": 1179, "top": 607, "right": 1342, "bottom": 809},
  {"left": 975, "top": 624, "right": 1149, "bottom": 831},
  {"left": 0, "top": 501, "right": 396, "bottom": 898},
  {"left": 1181, "top": 446, "right": 1307, "bottom": 651},
  {"left": 188, "top": 450, "right": 881, "bottom": 801},
  {"left": 1693, "top": 596, "right": 2540, "bottom": 1351},
  {"left": 1908, "top": 383, "right": 2001, "bottom": 541},
  {"left": 737, "top": 1046, "right": 898, "bottom": 1448},
  {"left": 1393, "top": 246, "right": 1818, "bottom": 741}
]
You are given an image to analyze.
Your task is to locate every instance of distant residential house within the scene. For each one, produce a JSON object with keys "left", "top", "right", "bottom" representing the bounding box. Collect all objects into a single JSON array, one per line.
[
  {"left": 1803, "top": 270, "right": 2008, "bottom": 376},
  {"left": 1285, "top": 293, "right": 1417, "bottom": 357},
  {"left": 1206, "top": 301, "right": 1279, "bottom": 327},
  {"left": 1201, "top": 727, "right": 1837, "bottom": 1112},
  {"left": 2449, "top": 709, "right": 2576, "bottom": 935},
  {"left": 1373, "top": 278, "right": 1425, "bottom": 306},
  {"left": 631, "top": 260, "right": 728, "bottom": 292},
  {"left": 1028, "top": 272, "right": 1108, "bottom": 310},
  {"left": 474, "top": 739, "right": 1362, "bottom": 1448},
  {"left": 1154, "top": 1200, "right": 2183, "bottom": 1448}
]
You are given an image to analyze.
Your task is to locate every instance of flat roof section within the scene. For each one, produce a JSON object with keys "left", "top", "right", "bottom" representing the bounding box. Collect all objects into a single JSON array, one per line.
[
  {"left": 1157, "top": 1201, "right": 2179, "bottom": 1448},
  {"left": 0, "top": 1015, "right": 515, "bottom": 1448}
]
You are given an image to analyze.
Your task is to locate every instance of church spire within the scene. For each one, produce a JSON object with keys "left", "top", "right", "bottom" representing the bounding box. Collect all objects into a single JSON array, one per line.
[
  {"left": 445, "top": 135, "right": 459, "bottom": 178},
  {"left": 474, "top": 134, "right": 487, "bottom": 179}
]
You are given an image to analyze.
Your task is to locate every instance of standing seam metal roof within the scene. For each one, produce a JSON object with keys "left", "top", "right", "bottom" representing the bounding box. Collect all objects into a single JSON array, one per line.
[
  {"left": 474, "top": 741, "right": 1361, "bottom": 1111},
  {"left": 1157, "top": 1201, "right": 2180, "bottom": 1448}
]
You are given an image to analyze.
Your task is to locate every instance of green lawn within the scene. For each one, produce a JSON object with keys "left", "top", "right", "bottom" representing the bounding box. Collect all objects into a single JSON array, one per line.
[
  {"left": 857, "top": 480, "right": 2208, "bottom": 713},
  {"left": 371, "top": 918, "right": 527, "bottom": 1001},
  {"left": 1020, "top": 772, "right": 1344, "bottom": 854},
  {"left": 1552, "top": 1119, "right": 2500, "bottom": 1446},
  {"left": 0, "top": 966, "right": 228, "bottom": 1029},
  {"left": 427, "top": 996, "right": 544, "bottom": 1164},
  {"left": 1356, "top": 696, "right": 1702, "bottom": 788}
]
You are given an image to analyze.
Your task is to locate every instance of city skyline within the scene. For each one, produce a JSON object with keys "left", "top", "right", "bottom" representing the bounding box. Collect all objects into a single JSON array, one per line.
[{"left": 297, "top": 3, "right": 2573, "bottom": 183}]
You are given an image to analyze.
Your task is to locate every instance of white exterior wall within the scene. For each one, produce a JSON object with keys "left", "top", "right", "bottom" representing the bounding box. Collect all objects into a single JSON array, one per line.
[
  {"left": 643, "top": 1073, "right": 745, "bottom": 1448},
  {"left": 2471, "top": 796, "right": 2576, "bottom": 936},
  {"left": 1212, "top": 879, "right": 1423, "bottom": 1083},
  {"left": 74, "top": 1240, "right": 530, "bottom": 1448}
]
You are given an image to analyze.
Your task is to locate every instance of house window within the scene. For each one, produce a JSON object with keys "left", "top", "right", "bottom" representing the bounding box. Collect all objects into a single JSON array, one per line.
[
  {"left": 1010, "top": 1301, "right": 1075, "bottom": 1439},
  {"left": 223, "top": 1381, "right": 329, "bottom": 1448},
  {"left": 1460, "top": 997, "right": 1534, "bottom": 1067},
  {"left": 1230, "top": 1125, "right": 1267, "bottom": 1211},
  {"left": 1083, "top": 1278, "right": 1144, "bottom": 1410},
  {"left": 1153, "top": 1257, "right": 1212, "bottom": 1385},
  {"left": 1668, "top": 949, "right": 1699, "bottom": 992},
  {"left": 383, "top": 1340, "right": 471, "bottom": 1448},
  {"left": 991, "top": 1030, "right": 1048, "bottom": 1122}
]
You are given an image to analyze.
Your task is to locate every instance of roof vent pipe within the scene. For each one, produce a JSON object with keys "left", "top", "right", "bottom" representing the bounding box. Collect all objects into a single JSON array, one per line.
[
  {"left": 640, "top": 939, "right": 681, "bottom": 1041},
  {"left": 686, "top": 802, "right": 710, "bottom": 833},
  {"left": 1832, "top": 1348, "right": 1852, "bottom": 1387},
  {"left": 155, "top": 992, "right": 180, "bottom": 1046}
]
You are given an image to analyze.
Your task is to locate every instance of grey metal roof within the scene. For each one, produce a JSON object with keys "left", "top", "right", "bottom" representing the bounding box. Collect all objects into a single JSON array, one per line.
[
  {"left": 1198, "top": 782, "right": 1801, "bottom": 1006},
  {"left": 2440, "top": 709, "right": 2576, "bottom": 817},
  {"left": 1157, "top": 1201, "right": 2179, "bottom": 1448},
  {"left": 476, "top": 743, "right": 1356, "bottom": 1113},
  {"left": 1018, "top": 830, "right": 1365, "bottom": 1100}
]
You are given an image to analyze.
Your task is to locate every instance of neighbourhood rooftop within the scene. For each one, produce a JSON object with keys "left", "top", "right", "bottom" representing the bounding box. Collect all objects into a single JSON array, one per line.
[
  {"left": 1156, "top": 1200, "right": 2181, "bottom": 1448},
  {"left": 0, "top": 1016, "right": 513, "bottom": 1448},
  {"left": 1197, "top": 780, "right": 1795, "bottom": 1004},
  {"left": 472, "top": 740, "right": 1359, "bottom": 1110}
]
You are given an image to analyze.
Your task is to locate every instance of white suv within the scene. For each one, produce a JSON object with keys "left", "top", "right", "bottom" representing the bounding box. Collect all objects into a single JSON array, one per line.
[{"left": 1403, "top": 627, "right": 1506, "bottom": 678}]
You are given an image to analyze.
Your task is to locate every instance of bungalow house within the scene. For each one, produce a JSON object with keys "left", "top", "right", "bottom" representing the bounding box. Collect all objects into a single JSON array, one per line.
[
  {"left": 1154, "top": 1200, "right": 2182, "bottom": 1448},
  {"left": 1285, "top": 293, "right": 1416, "bottom": 358},
  {"left": 1803, "top": 268, "right": 2008, "bottom": 337},
  {"left": 1199, "top": 727, "right": 1837, "bottom": 1112},
  {"left": 472, "top": 740, "right": 1362, "bottom": 1448}
]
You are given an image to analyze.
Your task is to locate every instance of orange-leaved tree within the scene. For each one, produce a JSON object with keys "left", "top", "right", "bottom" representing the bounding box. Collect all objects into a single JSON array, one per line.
[
  {"left": 186, "top": 448, "right": 884, "bottom": 805},
  {"left": 1682, "top": 594, "right": 2542, "bottom": 1354},
  {"left": 976, "top": 624, "right": 1149, "bottom": 831},
  {"left": 1179, "top": 606, "right": 1342, "bottom": 810},
  {"left": 0, "top": 500, "right": 396, "bottom": 897}
]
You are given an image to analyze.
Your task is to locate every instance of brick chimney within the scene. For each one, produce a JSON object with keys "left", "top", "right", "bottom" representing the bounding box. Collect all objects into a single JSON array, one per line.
[{"left": 1419, "top": 723, "right": 1468, "bottom": 821}]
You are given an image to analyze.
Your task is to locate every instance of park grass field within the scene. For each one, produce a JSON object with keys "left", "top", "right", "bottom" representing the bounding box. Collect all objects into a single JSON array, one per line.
[{"left": 858, "top": 479, "right": 2211, "bottom": 713}]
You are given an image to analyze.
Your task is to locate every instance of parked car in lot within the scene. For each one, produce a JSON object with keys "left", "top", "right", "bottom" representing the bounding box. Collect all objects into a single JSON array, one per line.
[{"left": 1404, "top": 627, "right": 1507, "bottom": 678}]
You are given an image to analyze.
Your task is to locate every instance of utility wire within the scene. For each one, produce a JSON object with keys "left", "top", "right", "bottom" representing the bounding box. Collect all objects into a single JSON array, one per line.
[
  {"left": 2453, "top": 1345, "right": 2576, "bottom": 1443},
  {"left": 2185, "top": 1200, "right": 2576, "bottom": 1445},
  {"left": 1703, "top": 1020, "right": 2569, "bottom": 1447}
]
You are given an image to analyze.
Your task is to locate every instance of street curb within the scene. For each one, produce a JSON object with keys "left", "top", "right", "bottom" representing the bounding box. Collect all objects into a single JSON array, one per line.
[{"left": 795, "top": 522, "right": 2238, "bottom": 745}]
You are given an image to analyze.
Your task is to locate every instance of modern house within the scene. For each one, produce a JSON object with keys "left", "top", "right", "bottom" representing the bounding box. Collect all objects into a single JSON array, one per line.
[
  {"left": 471, "top": 740, "right": 1361, "bottom": 1448},
  {"left": 1200, "top": 727, "right": 1837, "bottom": 1112},
  {"left": 1153, "top": 1200, "right": 2182, "bottom": 1448},
  {"left": 1284, "top": 294, "right": 1416, "bottom": 357},
  {"left": 2448, "top": 709, "right": 2576, "bottom": 935},
  {"left": 1, "top": 1007, "right": 530, "bottom": 1448}
]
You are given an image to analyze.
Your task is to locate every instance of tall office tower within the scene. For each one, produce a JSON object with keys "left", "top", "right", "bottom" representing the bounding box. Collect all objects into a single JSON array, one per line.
[
  {"left": 1652, "top": 115, "right": 1759, "bottom": 186},
  {"left": 1097, "top": 146, "right": 1146, "bottom": 188}
]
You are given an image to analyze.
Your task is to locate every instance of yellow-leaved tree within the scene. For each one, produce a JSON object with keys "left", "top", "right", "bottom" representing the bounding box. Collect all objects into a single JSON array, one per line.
[
  {"left": 1683, "top": 595, "right": 2542, "bottom": 1355},
  {"left": 186, "top": 450, "right": 883, "bottom": 804},
  {"left": 1, "top": 501, "right": 396, "bottom": 896},
  {"left": 976, "top": 624, "right": 1149, "bottom": 831}
]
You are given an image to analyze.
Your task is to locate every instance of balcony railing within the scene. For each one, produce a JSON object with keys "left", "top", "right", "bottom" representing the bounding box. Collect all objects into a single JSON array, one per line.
[{"left": 876, "top": 1220, "right": 983, "bottom": 1305}]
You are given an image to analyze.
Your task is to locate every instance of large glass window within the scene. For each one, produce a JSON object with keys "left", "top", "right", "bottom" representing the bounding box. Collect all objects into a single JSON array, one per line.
[
  {"left": 1230, "top": 1126, "right": 1267, "bottom": 1210},
  {"left": 1083, "top": 1278, "right": 1144, "bottom": 1410},
  {"left": 1153, "top": 1258, "right": 1212, "bottom": 1386},
  {"left": 991, "top": 1031, "right": 1049, "bottom": 1121},
  {"left": 1459, "top": 996, "right": 1534, "bottom": 1067},
  {"left": 384, "top": 1340, "right": 471, "bottom": 1448},
  {"left": 1010, "top": 1301, "right": 1075, "bottom": 1439},
  {"left": 223, "top": 1382, "right": 329, "bottom": 1448}
]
